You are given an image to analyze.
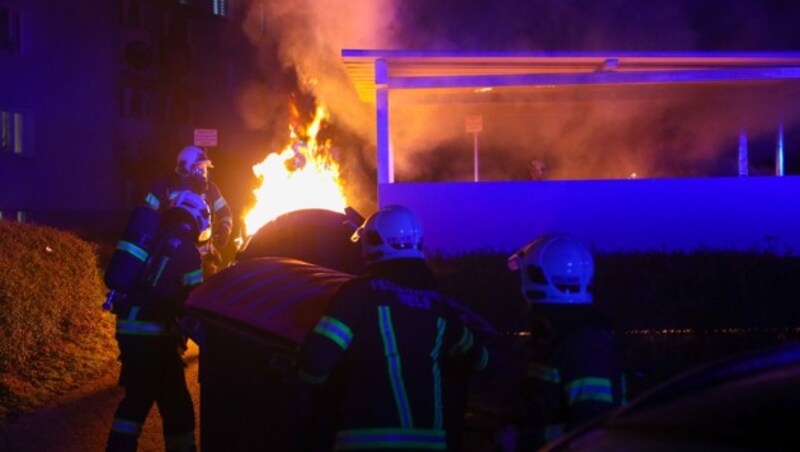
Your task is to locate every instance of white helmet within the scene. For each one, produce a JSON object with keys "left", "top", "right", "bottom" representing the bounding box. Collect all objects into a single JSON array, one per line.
[
  {"left": 169, "top": 190, "right": 211, "bottom": 239},
  {"left": 351, "top": 205, "right": 425, "bottom": 264},
  {"left": 507, "top": 232, "right": 594, "bottom": 304},
  {"left": 175, "top": 146, "right": 213, "bottom": 178}
]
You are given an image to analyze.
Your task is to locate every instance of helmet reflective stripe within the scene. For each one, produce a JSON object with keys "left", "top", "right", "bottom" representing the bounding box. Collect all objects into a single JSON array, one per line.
[
  {"left": 335, "top": 428, "right": 446, "bottom": 450},
  {"left": 508, "top": 232, "right": 594, "bottom": 305},
  {"left": 565, "top": 377, "right": 613, "bottom": 405},
  {"left": 144, "top": 193, "right": 160, "bottom": 210},
  {"left": 116, "top": 240, "right": 148, "bottom": 262},
  {"left": 182, "top": 269, "right": 203, "bottom": 287},
  {"left": 313, "top": 315, "right": 353, "bottom": 350},
  {"left": 110, "top": 418, "right": 142, "bottom": 436},
  {"left": 377, "top": 305, "right": 413, "bottom": 428}
]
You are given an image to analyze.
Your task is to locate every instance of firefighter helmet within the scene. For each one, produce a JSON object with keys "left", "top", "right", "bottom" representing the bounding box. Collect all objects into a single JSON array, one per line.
[
  {"left": 169, "top": 190, "right": 211, "bottom": 239},
  {"left": 175, "top": 145, "right": 213, "bottom": 178},
  {"left": 351, "top": 205, "right": 425, "bottom": 264},
  {"left": 507, "top": 232, "right": 594, "bottom": 304}
]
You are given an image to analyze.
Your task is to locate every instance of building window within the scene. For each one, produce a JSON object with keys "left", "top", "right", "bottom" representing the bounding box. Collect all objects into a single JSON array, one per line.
[
  {"left": 120, "top": 86, "right": 154, "bottom": 118},
  {"left": 0, "top": 5, "right": 21, "bottom": 53},
  {"left": 16, "top": 211, "right": 25, "bottom": 222},
  {"left": 1, "top": 109, "right": 24, "bottom": 155},
  {"left": 213, "top": 0, "right": 227, "bottom": 17}
]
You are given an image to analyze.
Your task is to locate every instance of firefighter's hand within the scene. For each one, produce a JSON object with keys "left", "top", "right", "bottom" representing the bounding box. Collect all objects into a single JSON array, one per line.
[{"left": 213, "top": 228, "right": 230, "bottom": 247}]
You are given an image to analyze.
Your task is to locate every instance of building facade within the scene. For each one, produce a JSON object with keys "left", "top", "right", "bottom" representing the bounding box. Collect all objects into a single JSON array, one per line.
[{"left": 0, "top": 0, "right": 252, "bottom": 235}]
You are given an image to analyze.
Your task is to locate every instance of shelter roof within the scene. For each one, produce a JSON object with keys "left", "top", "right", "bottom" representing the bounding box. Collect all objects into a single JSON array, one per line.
[{"left": 342, "top": 50, "right": 800, "bottom": 103}]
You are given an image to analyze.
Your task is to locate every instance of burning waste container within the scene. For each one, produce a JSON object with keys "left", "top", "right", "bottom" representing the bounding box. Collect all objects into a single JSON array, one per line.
[{"left": 180, "top": 208, "right": 364, "bottom": 450}]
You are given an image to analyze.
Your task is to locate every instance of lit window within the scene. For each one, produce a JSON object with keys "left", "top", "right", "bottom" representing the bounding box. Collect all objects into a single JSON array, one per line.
[
  {"left": 0, "top": 6, "right": 21, "bottom": 53},
  {"left": 1, "top": 109, "right": 24, "bottom": 155},
  {"left": 213, "top": 0, "right": 227, "bottom": 17},
  {"left": 16, "top": 211, "right": 25, "bottom": 222}
]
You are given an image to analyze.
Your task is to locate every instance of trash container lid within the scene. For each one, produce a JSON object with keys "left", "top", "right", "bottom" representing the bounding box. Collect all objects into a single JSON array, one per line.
[{"left": 185, "top": 257, "right": 353, "bottom": 344}]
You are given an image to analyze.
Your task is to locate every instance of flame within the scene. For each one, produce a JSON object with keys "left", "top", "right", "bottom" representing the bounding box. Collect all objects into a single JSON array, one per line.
[{"left": 243, "top": 104, "right": 346, "bottom": 236}]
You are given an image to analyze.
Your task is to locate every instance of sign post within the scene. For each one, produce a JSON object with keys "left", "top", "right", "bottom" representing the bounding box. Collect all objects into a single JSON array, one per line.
[{"left": 465, "top": 115, "right": 483, "bottom": 182}]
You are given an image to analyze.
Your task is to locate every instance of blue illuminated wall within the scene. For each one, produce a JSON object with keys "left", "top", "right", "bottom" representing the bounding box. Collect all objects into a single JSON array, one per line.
[{"left": 380, "top": 177, "right": 800, "bottom": 255}]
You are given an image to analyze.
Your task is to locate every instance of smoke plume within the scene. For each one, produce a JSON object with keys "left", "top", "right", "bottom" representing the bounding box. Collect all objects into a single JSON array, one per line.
[{"left": 234, "top": 0, "right": 800, "bottom": 206}]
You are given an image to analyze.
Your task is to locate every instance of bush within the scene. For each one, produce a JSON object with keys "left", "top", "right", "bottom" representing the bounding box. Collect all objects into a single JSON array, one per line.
[{"left": 0, "top": 220, "right": 117, "bottom": 422}]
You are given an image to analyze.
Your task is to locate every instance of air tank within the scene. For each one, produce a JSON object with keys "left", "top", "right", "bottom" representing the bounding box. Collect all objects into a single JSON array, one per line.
[{"left": 104, "top": 206, "right": 161, "bottom": 293}]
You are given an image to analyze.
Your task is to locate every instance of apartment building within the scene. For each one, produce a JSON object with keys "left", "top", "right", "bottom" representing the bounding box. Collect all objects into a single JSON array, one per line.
[{"left": 0, "top": 0, "right": 252, "bottom": 235}]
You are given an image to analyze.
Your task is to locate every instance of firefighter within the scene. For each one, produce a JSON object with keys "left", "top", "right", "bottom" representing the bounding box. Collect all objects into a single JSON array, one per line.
[
  {"left": 290, "top": 204, "right": 490, "bottom": 451},
  {"left": 105, "top": 190, "right": 208, "bottom": 452},
  {"left": 143, "top": 145, "right": 233, "bottom": 275},
  {"left": 503, "top": 232, "right": 625, "bottom": 450},
  {"left": 529, "top": 158, "right": 547, "bottom": 180}
]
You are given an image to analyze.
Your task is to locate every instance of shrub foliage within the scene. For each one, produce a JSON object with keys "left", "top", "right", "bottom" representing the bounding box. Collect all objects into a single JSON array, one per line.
[{"left": 0, "top": 220, "right": 117, "bottom": 422}]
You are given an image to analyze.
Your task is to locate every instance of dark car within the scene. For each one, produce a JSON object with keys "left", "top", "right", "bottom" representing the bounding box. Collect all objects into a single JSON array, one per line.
[{"left": 546, "top": 340, "right": 800, "bottom": 451}]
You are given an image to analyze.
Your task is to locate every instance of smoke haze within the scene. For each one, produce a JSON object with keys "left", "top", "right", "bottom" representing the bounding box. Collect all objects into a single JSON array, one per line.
[{"left": 232, "top": 0, "right": 800, "bottom": 210}]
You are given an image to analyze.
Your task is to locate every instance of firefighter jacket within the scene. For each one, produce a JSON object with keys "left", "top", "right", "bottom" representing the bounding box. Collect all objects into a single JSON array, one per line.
[
  {"left": 296, "top": 261, "right": 490, "bottom": 451},
  {"left": 520, "top": 304, "right": 625, "bottom": 449},
  {"left": 143, "top": 175, "right": 233, "bottom": 248},
  {"left": 114, "top": 222, "right": 203, "bottom": 337}
]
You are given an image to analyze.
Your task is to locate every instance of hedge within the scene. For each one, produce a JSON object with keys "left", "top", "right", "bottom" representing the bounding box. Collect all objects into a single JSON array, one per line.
[{"left": 0, "top": 220, "right": 116, "bottom": 422}]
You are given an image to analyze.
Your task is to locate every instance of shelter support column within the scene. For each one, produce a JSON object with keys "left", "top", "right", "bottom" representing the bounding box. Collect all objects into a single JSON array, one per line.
[
  {"left": 738, "top": 129, "right": 748, "bottom": 177},
  {"left": 376, "top": 58, "right": 393, "bottom": 186},
  {"left": 776, "top": 121, "right": 785, "bottom": 176}
]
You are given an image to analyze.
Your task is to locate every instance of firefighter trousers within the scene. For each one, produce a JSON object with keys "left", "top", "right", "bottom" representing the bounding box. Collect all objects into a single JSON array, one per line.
[{"left": 106, "top": 334, "right": 195, "bottom": 452}]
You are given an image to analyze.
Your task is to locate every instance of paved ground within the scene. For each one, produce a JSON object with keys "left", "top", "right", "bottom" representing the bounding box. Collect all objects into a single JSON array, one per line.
[{"left": 0, "top": 342, "right": 201, "bottom": 452}]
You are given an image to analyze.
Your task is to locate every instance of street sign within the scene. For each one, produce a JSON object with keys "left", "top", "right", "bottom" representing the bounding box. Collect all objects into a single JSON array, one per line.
[
  {"left": 465, "top": 115, "right": 483, "bottom": 133},
  {"left": 194, "top": 128, "right": 218, "bottom": 147}
]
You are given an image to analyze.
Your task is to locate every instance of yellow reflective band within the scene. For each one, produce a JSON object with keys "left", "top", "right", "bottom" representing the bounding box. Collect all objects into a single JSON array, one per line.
[
  {"left": 298, "top": 368, "right": 328, "bottom": 385},
  {"left": 116, "top": 240, "right": 148, "bottom": 262},
  {"left": 183, "top": 269, "right": 203, "bottom": 286},
  {"left": 528, "top": 363, "right": 561, "bottom": 383},
  {"left": 111, "top": 418, "right": 142, "bottom": 436},
  {"left": 565, "top": 377, "right": 613, "bottom": 405},
  {"left": 116, "top": 320, "right": 168, "bottom": 336},
  {"left": 336, "top": 428, "right": 446, "bottom": 450},
  {"left": 213, "top": 197, "right": 227, "bottom": 212},
  {"left": 144, "top": 193, "right": 160, "bottom": 210},
  {"left": 313, "top": 316, "right": 353, "bottom": 350}
]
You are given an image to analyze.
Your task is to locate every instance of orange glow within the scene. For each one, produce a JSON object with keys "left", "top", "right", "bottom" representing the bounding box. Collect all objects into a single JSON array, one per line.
[{"left": 243, "top": 104, "right": 346, "bottom": 236}]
